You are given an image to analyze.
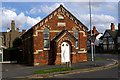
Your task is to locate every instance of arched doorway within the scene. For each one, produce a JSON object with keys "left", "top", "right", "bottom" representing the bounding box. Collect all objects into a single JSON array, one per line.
[{"left": 61, "top": 42, "right": 70, "bottom": 63}]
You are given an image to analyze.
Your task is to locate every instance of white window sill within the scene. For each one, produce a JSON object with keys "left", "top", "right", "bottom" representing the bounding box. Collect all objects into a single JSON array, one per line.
[
  {"left": 78, "top": 51, "right": 87, "bottom": 53},
  {"left": 44, "top": 48, "right": 50, "bottom": 50},
  {"left": 76, "top": 47, "right": 79, "bottom": 49}
]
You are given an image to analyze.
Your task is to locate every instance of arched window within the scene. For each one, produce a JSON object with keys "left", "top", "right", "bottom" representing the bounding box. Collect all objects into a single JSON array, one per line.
[
  {"left": 43, "top": 27, "right": 49, "bottom": 49},
  {"left": 73, "top": 28, "right": 79, "bottom": 40}
]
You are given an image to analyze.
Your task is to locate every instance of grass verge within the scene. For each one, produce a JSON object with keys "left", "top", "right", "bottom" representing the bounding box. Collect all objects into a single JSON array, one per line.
[
  {"left": 88, "top": 57, "right": 107, "bottom": 60},
  {"left": 34, "top": 67, "right": 76, "bottom": 74}
]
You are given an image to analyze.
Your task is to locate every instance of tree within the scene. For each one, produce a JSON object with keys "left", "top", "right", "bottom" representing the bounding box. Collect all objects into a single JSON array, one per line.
[{"left": 12, "top": 37, "right": 22, "bottom": 48}]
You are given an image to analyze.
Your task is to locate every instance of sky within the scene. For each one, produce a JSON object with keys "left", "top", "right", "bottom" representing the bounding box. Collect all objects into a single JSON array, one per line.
[{"left": 0, "top": 1, "right": 119, "bottom": 33}]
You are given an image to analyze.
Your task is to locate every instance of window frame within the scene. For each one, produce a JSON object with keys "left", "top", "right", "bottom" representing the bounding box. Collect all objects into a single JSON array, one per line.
[
  {"left": 103, "top": 38, "right": 107, "bottom": 44},
  {"left": 43, "top": 27, "right": 50, "bottom": 50},
  {"left": 103, "top": 44, "right": 107, "bottom": 50},
  {"left": 73, "top": 28, "right": 79, "bottom": 40}
]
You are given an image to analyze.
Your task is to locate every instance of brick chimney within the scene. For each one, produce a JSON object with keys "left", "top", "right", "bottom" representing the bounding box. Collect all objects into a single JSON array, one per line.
[
  {"left": 22, "top": 30, "right": 26, "bottom": 34},
  {"left": 7, "top": 28, "right": 10, "bottom": 32},
  {"left": 11, "top": 20, "right": 15, "bottom": 31},
  {"left": 118, "top": 23, "right": 120, "bottom": 30},
  {"left": 111, "top": 23, "right": 115, "bottom": 31},
  {"left": 17, "top": 28, "right": 19, "bottom": 32},
  {"left": 93, "top": 26, "right": 96, "bottom": 34}
]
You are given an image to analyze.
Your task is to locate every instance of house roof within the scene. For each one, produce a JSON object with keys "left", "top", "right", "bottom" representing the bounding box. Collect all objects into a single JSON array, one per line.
[
  {"left": 117, "top": 30, "right": 120, "bottom": 36},
  {"left": 88, "top": 30, "right": 99, "bottom": 35},
  {"left": 99, "top": 36, "right": 103, "bottom": 39},
  {"left": 51, "top": 29, "right": 77, "bottom": 41},
  {"left": 106, "top": 30, "right": 118, "bottom": 39},
  {"left": 0, "top": 32, "right": 7, "bottom": 36},
  {"left": 22, "top": 5, "right": 88, "bottom": 37}
]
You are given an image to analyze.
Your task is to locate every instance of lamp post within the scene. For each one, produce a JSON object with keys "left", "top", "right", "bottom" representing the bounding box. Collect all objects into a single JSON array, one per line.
[
  {"left": 93, "top": 34, "right": 96, "bottom": 66},
  {"left": 89, "top": 0, "right": 94, "bottom": 61}
]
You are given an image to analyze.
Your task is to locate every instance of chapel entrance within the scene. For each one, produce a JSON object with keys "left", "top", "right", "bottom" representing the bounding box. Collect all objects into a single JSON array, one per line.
[{"left": 61, "top": 42, "right": 70, "bottom": 63}]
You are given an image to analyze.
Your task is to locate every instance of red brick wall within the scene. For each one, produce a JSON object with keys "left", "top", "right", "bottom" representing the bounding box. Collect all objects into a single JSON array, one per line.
[{"left": 22, "top": 7, "right": 88, "bottom": 66}]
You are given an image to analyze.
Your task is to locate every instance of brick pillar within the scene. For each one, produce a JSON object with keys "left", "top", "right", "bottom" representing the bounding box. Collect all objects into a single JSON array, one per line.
[
  {"left": 17, "top": 28, "right": 19, "bottom": 32},
  {"left": 22, "top": 30, "right": 26, "bottom": 34},
  {"left": 93, "top": 26, "right": 96, "bottom": 34},
  {"left": 11, "top": 20, "right": 15, "bottom": 31},
  {"left": 111, "top": 23, "right": 115, "bottom": 31}
]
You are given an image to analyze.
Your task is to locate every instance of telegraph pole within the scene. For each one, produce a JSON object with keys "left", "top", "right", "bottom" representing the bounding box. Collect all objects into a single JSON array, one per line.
[{"left": 89, "top": 0, "right": 94, "bottom": 61}]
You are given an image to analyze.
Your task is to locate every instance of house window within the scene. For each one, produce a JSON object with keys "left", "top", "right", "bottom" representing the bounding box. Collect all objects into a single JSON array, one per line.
[
  {"left": 118, "top": 37, "right": 120, "bottom": 43},
  {"left": 76, "top": 41, "right": 79, "bottom": 49},
  {"left": 99, "top": 39, "right": 103, "bottom": 44},
  {"left": 43, "top": 27, "right": 49, "bottom": 49},
  {"left": 108, "top": 37, "right": 114, "bottom": 44},
  {"left": 73, "top": 28, "right": 79, "bottom": 40},
  {"left": 103, "top": 38, "right": 107, "bottom": 44},
  {"left": 103, "top": 45, "right": 107, "bottom": 50},
  {"left": 109, "top": 44, "right": 114, "bottom": 50}
]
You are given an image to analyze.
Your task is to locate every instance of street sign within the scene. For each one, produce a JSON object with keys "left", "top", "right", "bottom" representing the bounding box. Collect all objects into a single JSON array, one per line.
[{"left": 91, "top": 41, "right": 94, "bottom": 45}]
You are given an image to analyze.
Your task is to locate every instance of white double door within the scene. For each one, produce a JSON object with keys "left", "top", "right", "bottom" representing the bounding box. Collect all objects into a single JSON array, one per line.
[{"left": 61, "top": 42, "right": 70, "bottom": 63}]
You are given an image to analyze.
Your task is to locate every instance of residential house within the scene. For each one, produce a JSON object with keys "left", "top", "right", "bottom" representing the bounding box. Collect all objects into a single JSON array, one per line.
[
  {"left": 99, "top": 23, "right": 120, "bottom": 51},
  {"left": 0, "top": 20, "right": 22, "bottom": 48}
]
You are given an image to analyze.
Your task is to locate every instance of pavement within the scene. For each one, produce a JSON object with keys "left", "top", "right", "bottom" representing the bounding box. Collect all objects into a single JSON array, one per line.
[
  {"left": 1, "top": 54, "right": 119, "bottom": 79},
  {"left": 26, "top": 59, "right": 118, "bottom": 79}
]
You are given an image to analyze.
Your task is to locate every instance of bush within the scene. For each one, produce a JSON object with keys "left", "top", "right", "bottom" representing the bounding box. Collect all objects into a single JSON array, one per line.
[{"left": 12, "top": 37, "right": 22, "bottom": 48}]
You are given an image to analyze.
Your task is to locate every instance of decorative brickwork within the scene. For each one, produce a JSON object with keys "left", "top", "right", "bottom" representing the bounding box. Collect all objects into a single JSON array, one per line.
[{"left": 21, "top": 5, "right": 88, "bottom": 66}]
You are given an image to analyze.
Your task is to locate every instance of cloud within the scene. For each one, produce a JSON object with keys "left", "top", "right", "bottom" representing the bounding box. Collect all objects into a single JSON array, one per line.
[
  {"left": 40, "top": 3, "right": 65, "bottom": 14},
  {"left": 11, "top": 8, "right": 16, "bottom": 11},
  {"left": 26, "top": 8, "right": 41, "bottom": 14},
  {"left": 26, "top": 16, "right": 41, "bottom": 26},
  {"left": 76, "top": 14, "right": 116, "bottom": 32},
  {"left": 104, "top": 4, "right": 116, "bottom": 12},
  {"left": 66, "top": 2, "right": 117, "bottom": 12},
  {"left": 1, "top": 7, "right": 41, "bottom": 30},
  {"left": 65, "top": 2, "right": 117, "bottom": 32},
  {"left": 25, "top": 3, "right": 64, "bottom": 15},
  {"left": 66, "top": 2, "right": 103, "bottom": 12}
]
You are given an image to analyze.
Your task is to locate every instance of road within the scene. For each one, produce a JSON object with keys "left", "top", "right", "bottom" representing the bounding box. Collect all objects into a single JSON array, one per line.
[{"left": 52, "top": 54, "right": 119, "bottom": 79}]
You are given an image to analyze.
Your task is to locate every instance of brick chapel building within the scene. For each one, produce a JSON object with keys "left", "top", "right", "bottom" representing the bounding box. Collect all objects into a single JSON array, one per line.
[{"left": 21, "top": 5, "right": 88, "bottom": 66}]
